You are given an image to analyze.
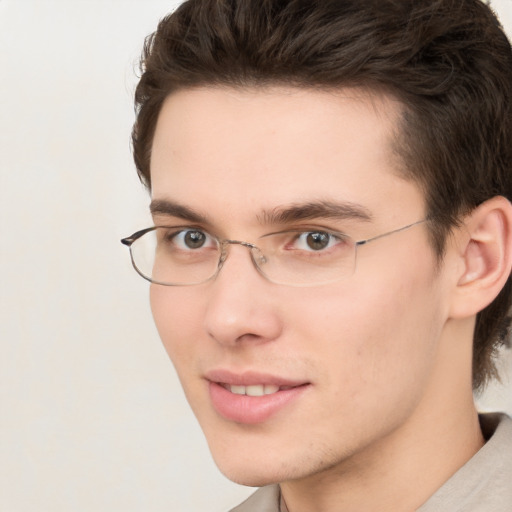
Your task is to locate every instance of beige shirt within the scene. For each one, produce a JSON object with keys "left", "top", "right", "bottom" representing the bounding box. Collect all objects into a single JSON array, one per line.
[{"left": 230, "top": 413, "right": 512, "bottom": 512}]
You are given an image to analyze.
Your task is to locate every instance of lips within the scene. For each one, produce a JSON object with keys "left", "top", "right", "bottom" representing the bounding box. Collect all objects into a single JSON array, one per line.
[{"left": 206, "top": 370, "right": 310, "bottom": 424}]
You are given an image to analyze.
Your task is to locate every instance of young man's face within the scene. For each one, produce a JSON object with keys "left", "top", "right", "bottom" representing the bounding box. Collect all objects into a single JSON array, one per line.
[{"left": 149, "top": 87, "right": 455, "bottom": 486}]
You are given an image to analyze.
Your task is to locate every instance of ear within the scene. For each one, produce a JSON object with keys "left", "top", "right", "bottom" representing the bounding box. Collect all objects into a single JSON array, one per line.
[{"left": 449, "top": 196, "right": 512, "bottom": 319}]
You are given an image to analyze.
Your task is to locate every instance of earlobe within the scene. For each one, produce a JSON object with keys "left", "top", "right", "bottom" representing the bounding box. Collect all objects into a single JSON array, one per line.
[{"left": 449, "top": 196, "right": 512, "bottom": 319}]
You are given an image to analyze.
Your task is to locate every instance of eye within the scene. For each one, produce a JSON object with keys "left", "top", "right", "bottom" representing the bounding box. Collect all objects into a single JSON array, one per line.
[
  {"left": 292, "top": 231, "right": 343, "bottom": 251},
  {"left": 171, "top": 229, "right": 216, "bottom": 250}
]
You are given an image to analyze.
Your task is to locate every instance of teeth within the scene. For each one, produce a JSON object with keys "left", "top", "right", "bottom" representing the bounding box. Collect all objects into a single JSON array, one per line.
[
  {"left": 227, "top": 384, "right": 280, "bottom": 396},
  {"left": 246, "top": 385, "right": 264, "bottom": 397}
]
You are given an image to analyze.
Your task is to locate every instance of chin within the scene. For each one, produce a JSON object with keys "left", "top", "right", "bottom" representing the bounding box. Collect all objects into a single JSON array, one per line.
[
  {"left": 223, "top": 471, "right": 277, "bottom": 488},
  {"left": 209, "top": 440, "right": 323, "bottom": 488},
  {"left": 208, "top": 443, "right": 293, "bottom": 487},
  {"left": 216, "top": 462, "right": 285, "bottom": 488}
]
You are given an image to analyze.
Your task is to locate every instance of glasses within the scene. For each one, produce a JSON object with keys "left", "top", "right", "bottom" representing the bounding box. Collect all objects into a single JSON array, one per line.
[{"left": 121, "top": 220, "right": 426, "bottom": 287}]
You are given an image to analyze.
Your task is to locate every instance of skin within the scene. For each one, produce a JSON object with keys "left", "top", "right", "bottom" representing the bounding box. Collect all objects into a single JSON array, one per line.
[{"left": 149, "top": 87, "right": 486, "bottom": 512}]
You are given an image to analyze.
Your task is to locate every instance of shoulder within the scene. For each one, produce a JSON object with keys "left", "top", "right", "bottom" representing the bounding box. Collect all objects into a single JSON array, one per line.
[
  {"left": 229, "top": 485, "right": 281, "bottom": 512},
  {"left": 419, "top": 413, "right": 512, "bottom": 512}
]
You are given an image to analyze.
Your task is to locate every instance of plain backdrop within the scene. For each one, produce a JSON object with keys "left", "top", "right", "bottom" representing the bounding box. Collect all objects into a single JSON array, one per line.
[{"left": 1, "top": 1, "right": 511, "bottom": 511}]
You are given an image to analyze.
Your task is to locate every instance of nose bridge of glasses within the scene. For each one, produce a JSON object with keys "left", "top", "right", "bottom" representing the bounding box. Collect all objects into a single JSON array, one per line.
[
  {"left": 219, "top": 239, "right": 266, "bottom": 267},
  {"left": 222, "top": 239, "right": 258, "bottom": 249}
]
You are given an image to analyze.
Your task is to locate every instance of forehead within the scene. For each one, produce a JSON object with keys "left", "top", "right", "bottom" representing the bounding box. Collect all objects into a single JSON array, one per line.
[{"left": 150, "top": 86, "right": 423, "bottom": 227}]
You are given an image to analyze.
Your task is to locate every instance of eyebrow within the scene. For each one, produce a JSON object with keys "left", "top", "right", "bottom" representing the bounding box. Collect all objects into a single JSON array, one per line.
[
  {"left": 149, "top": 198, "right": 373, "bottom": 227},
  {"left": 150, "top": 199, "right": 209, "bottom": 224},
  {"left": 258, "top": 200, "right": 373, "bottom": 225}
]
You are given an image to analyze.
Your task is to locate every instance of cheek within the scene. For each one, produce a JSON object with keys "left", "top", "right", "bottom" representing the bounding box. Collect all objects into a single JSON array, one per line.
[
  {"left": 150, "top": 285, "right": 204, "bottom": 368},
  {"left": 291, "top": 256, "right": 445, "bottom": 402}
]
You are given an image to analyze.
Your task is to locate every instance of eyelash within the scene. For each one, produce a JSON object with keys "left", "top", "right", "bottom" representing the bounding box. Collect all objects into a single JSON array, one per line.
[
  {"left": 158, "top": 226, "right": 349, "bottom": 251},
  {"left": 287, "top": 231, "right": 344, "bottom": 251},
  {"left": 162, "top": 228, "right": 216, "bottom": 250}
]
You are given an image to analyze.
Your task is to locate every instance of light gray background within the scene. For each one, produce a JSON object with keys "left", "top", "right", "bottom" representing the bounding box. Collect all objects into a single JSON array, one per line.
[{"left": 1, "top": 1, "right": 511, "bottom": 511}]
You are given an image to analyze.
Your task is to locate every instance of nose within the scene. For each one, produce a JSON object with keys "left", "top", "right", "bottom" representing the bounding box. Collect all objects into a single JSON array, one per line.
[{"left": 203, "top": 243, "right": 283, "bottom": 347}]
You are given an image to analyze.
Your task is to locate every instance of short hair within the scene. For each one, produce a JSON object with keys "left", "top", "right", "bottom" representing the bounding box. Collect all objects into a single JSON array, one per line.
[{"left": 132, "top": 0, "right": 512, "bottom": 390}]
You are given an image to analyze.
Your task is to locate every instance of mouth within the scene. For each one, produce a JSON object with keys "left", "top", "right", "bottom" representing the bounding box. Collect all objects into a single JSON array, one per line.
[
  {"left": 206, "top": 370, "right": 310, "bottom": 424},
  {"left": 219, "top": 383, "right": 296, "bottom": 396}
]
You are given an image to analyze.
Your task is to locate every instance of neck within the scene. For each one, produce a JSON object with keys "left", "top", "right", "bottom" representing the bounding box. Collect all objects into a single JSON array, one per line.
[{"left": 280, "top": 319, "right": 484, "bottom": 512}]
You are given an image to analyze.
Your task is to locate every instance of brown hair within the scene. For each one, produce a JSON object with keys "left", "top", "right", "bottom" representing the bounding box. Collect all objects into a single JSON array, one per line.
[{"left": 132, "top": 0, "right": 512, "bottom": 390}]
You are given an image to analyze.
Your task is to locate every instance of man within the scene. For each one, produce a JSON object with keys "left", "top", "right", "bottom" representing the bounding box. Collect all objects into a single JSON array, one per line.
[{"left": 121, "top": 0, "right": 512, "bottom": 510}]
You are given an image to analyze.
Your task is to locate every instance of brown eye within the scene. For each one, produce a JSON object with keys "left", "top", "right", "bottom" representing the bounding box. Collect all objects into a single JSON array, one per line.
[
  {"left": 305, "top": 232, "right": 330, "bottom": 250},
  {"left": 287, "top": 230, "right": 343, "bottom": 252},
  {"left": 184, "top": 230, "right": 207, "bottom": 248},
  {"left": 169, "top": 229, "right": 215, "bottom": 251}
]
